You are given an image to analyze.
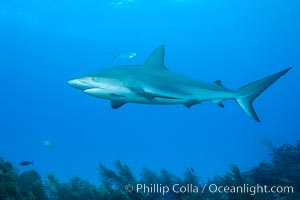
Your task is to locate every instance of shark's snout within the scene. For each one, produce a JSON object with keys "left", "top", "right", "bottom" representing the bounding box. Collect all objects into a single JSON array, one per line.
[
  {"left": 68, "top": 78, "right": 92, "bottom": 90},
  {"left": 67, "top": 79, "right": 80, "bottom": 87}
]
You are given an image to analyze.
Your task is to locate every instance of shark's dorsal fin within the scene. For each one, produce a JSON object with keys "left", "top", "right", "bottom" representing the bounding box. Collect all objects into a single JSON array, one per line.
[{"left": 144, "top": 45, "right": 168, "bottom": 70}]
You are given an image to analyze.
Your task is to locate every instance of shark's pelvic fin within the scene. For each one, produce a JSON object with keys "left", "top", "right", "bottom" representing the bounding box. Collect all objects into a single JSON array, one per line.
[
  {"left": 183, "top": 99, "right": 199, "bottom": 108},
  {"left": 235, "top": 67, "right": 292, "bottom": 122},
  {"left": 111, "top": 100, "right": 126, "bottom": 109},
  {"left": 144, "top": 45, "right": 168, "bottom": 70}
]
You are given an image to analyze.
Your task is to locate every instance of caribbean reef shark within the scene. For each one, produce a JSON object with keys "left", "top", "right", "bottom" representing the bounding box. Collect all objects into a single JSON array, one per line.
[{"left": 68, "top": 45, "right": 291, "bottom": 122}]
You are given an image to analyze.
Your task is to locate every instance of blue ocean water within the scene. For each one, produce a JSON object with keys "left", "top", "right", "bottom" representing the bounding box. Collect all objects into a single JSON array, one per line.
[{"left": 0, "top": 0, "right": 299, "bottom": 185}]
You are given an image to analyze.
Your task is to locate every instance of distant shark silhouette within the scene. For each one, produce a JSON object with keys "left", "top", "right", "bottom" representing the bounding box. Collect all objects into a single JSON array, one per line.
[{"left": 68, "top": 45, "right": 291, "bottom": 122}]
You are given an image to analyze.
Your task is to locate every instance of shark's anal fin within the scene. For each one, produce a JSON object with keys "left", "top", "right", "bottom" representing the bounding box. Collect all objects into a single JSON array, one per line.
[
  {"left": 111, "top": 101, "right": 126, "bottom": 109},
  {"left": 212, "top": 99, "right": 224, "bottom": 108}
]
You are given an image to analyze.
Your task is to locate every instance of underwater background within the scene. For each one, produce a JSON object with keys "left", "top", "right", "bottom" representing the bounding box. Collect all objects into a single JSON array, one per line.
[{"left": 0, "top": 0, "right": 299, "bottom": 199}]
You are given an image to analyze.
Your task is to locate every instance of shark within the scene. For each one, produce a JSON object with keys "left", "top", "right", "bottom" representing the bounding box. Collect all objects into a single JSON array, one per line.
[{"left": 68, "top": 45, "right": 291, "bottom": 122}]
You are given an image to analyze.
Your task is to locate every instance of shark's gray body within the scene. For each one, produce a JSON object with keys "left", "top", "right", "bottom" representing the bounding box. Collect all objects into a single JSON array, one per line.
[{"left": 68, "top": 45, "right": 291, "bottom": 122}]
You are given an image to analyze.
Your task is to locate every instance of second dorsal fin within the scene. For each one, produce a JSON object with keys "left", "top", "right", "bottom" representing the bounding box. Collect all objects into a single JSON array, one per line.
[{"left": 214, "top": 80, "right": 227, "bottom": 89}]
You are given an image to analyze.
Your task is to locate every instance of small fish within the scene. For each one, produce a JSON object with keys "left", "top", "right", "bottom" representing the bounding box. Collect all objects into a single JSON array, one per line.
[
  {"left": 190, "top": 167, "right": 195, "bottom": 173},
  {"left": 111, "top": 51, "right": 137, "bottom": 60},
  {"left": 258, "top": 136, "right": 273, "bottom": 151},
  {"left": 20, "top": 161, "right": 33, "bottom": 166},
  {"left": 278, "top": 177, "right": 292, "bottom": 184},
  {"left": 43, "top": 140, "right": 54, "bottom": 149},
  {"left": 109, "top": 0, "right": 135, "bottom": 7}
]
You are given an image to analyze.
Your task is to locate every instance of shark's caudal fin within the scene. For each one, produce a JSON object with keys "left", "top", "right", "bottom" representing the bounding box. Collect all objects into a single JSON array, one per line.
[{"left": 235, "top": 67, "right": 292, "bottom": 122}]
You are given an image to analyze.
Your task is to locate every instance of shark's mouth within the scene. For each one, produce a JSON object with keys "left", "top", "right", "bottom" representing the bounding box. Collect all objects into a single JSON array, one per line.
[{"left": 84, "top": 88, "right": 127, "bottom": 99}]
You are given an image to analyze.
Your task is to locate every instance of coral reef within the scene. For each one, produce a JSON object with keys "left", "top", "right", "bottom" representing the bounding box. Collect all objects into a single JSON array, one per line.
[
  {"left": 18, "top": 170, "right": 48, "bottom": 200},
  {"left": 0, "top": 157, "right": 20, "bottom": 200},
  {"left": 0, "top": 141, "right": 299, "bottom": 200}
]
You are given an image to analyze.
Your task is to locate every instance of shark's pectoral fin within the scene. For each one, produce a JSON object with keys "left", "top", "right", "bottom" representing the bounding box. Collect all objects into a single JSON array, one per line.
[
  {"left": 184, "top": 103, "right": 193, "bottom": 108},
  {"left": 212, "top": 99, "right": 224, "bottom": 108},
  {"left": 183, "top": 99, "right": 200, "bottom": 108},
  {"left": 133, "top": 90, "right": 180, "bottom": 101},
  {"left": 111, "top": 100, "right": 126, "bottom": 109}
]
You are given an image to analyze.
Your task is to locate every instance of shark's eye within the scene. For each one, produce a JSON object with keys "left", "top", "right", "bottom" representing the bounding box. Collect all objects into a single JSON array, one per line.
[{"left": 91, "top": 77, "right": 99, "bottom": 81}]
